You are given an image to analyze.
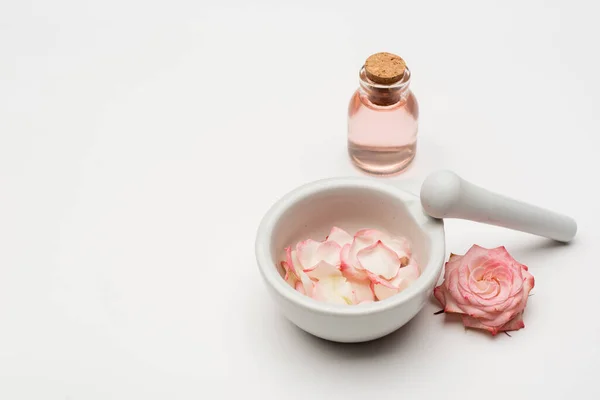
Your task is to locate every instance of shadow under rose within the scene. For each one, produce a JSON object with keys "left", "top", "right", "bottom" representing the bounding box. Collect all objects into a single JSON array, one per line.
[{"left": 287, "top": 310, "right": 426, "bottom": 360}]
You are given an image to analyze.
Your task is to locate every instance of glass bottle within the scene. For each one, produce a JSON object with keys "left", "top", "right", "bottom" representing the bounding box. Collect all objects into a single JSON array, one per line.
[{"left": 347, "top": 53, "right": 419, "bottom": 175}]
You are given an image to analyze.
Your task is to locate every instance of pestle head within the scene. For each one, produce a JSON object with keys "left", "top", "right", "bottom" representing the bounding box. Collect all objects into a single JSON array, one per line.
[{"left": 420, "top": 170, "right": 463, "bottom": 219}]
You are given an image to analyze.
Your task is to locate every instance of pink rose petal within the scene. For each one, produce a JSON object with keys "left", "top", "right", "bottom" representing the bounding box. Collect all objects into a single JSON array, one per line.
[
  {"left": 357, "top": 240, "right": 401, "bottom": 280},
  {"left": 433, "top": 286, "right": 446, "bottom": 307},
  {"left": 396, "top": 262, "right": 420, "bottom": 283},
  {"left": 354, "top": 228, "right": 386, "bottom": 240},
  {"left": 340, "top": 243, "right": 368, "bottom": 280},
  {"left": 461, "top": 315, "right": 500, "bottom": 335},
  {"left": 373, "top": 262, "right": 420, "bottom": 300},
  {"left": 315, "top": 240, "right": 342, "bottom": 266},
  {"left": 296, "top": 239, "right": 321, "bottom": 270},
  {"left": 373, "top": 282, "right": 399, "bottom": 301},
  {"left": 285, "top": 247, "right": 299, "bottom": 276},
  {"left": 304, "top": 260, "right": 342, "bottom": 280},
  {"left": 448, "top": 253, "right": 463, "bottom": 262},
  {"left": 499, "top": 312, "right": 525, "bottom": 332},
  {"left": 443, "top": 254, "right": 464, "bottom": 278},
  {"left": 354, "top": 229, "right": 392, "bottom": 252},
  {"left": 385, "top": 238, "right": 411, "bottom": 265},
  {"left": 295, "top": 280, "right": 306, "bottom": 295},
  {"left": 340, "top": 244, "right": 351, "bottom": 268},
  {"left": 491, "top": 246, "right": 519, "bottom": 270},
  {"left": 326, "top": 227, "right": 353, "bottom": 247},
  {"left": 348, "top": 278, "right": 375, "bottom": 303},
  {"left": 297, "top": 239, "right": 341, "bottom": 270},
  {"left": 434, "top": 283, "right": 465, "bottom": 314},
  {"left": 457, "top": 245, "right": 490, "bottom": 272},
  {"left": 284, "top": 247, "right": 301, "bottom": 283},
  {"left": 346, "top": 235, "right": 373, "bottom": 271},
  {"left": 287, "top": 248, "right": 314, "bottom": 294},
  {"left": 312, "top": 276, "right": 356, "bottom": 305},
  {"left": 355, "top": 229, "right": 411, "bottom": 263},
  {"left": 280, "top": 261, "right": 298, "bottom": 287},
  {"left": 462, "top": 310, "right": 524, "bottom": 334}
]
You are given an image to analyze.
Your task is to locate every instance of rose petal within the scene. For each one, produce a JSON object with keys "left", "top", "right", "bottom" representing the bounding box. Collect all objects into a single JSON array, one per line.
[
  {"left": 346, "top": 236, "right": 373, "bottom": 271},
  {"left": 355, "top": 229, "right": 411, "bottom": 263},
  {"left": 373, "top": 282, "right": 399, "bottom": 301},
  {"left": 434, "top": 271, "right": 465, "bottom": 314},
  {"left": 461, "top": 315, "right": 500, "bottom": 335},
  {"left": 296, "top": 239, "right": 321, "bottom": 269},
  {"left": 297, "top": 239, "right": 342, "bottom": 271},
  {"left": 304, "top": 260, "right": 342, "bottom": 280},
  {"left": 315, "top": 240, "right": 342, "bottom": 266},
  {"left": 498, "top": 312, "right": 525, "bottom": 332},
  {"left": 385, "top": 238, "right": 411, "bottom": 265},
  {"left": 326, "top": 227, "right": 353, "bottom": 247},
  {"left": 448, "top": 253, "right": 463, "bottom": 262},
  {"left": 298, "top": 271, "right": 314, "bottom": 294},
  {"left": 295, "top": 280, "right": 306, "bottom": 295},
  {"left": 281, "top": 261, "right": 298, "bottom": 287},
  {"left": 457, "top": 261, "right": 474, "bottom": 302},
  {"left": 312, "top": 276, "right": 356, "bottom": 305},
  {"left": 373, "top": 262, "right": 420, "bottom": 300},
  {"left": 458, "top": 244, "right": 491, "bottom": 271},
  {"left": 504, "top": 271, "right": 535, "bottom": 319},
  {"left": 452, "top": 301, "right": 495, "bottom": 320},
  {"left": 433, "top": 286, "right": 446, "bottom": 307},
  {"left": 281, "top": 253, "right": 298, "bottom": 281},
  {"left": 354, "top": 228, "right": 387, "bottom": 241},
  {"left": 476, "top": 309, "right": 519, "bottom": 328},
  {"left": 435, "top": 285, "right": 465, "bottom": 313},
  {"left": 348, "top": 278, "right": 375, "bottom": 302},
  {"left": 491, "top": 246, "right": 522, "bottom": 277},
  {"left": 285, "top": 247, "right": 301, "bottom": 279},
  {"left": 368, "top": 273, "right": 397, "bottom": 288},
  {"left": 357, "top": 240, "right": 401, "bottom": 280},
  {"left": 446, "top": 266, "right": 461, "bottom": 299},
  {"left": 340, "top": 243, "right": 368, "bottom": 280},
  {"left": 462, "top": 310, "right": 521, "bottom": 334},
  {"left": 472, "top": 293, "right": 523, "bottom": 317},
  {"left": 288, "top": 249, "right": 314, "bottom": 294},
  {"left": 340, "top": 244, "right": 351, "bottom": 267},
  {"left": 443, "top": 254, "right": 464, "bottom": 277},
  {"left": 396, "top": 262, "right": 420, "bottom": 286}
]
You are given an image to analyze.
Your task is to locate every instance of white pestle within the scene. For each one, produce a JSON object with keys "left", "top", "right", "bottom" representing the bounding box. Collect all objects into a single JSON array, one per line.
[{"left": 420, "top": 170, "right": 577, "bottom": 243}]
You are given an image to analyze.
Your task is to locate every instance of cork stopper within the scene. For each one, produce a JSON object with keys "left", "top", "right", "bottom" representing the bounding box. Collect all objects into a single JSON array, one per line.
[{"left": 364, "top": 52, "right": 406, "bottom": 85}]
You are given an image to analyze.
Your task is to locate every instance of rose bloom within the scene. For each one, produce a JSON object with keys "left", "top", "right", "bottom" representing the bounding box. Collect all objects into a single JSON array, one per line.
[
  {"left": 434, "top": 245, "right": 535, "bottom": 335},
  {"left": 281, "top": 227, "right": 420, "bottom": 305}
]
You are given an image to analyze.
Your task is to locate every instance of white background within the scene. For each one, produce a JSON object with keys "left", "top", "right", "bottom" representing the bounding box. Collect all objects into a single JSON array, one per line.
[{"left": 1, "top": 1, "right": 598, "bottom": 399}]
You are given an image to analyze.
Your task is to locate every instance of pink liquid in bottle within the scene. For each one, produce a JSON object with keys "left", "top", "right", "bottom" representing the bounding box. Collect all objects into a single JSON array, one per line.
[{"left": 347, "top": 56, "right": 419, "bottom": 175}]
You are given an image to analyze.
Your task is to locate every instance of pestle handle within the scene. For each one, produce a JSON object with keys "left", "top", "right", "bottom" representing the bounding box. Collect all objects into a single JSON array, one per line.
[{"left": 420, "top": 170, "right": 577, "bottom": 243}]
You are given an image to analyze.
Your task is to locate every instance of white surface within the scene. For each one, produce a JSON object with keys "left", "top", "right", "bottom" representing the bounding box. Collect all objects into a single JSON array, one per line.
[
  {"left": 255, "top": 177, "right": 446, "bottom": 342},
  {"left": 0, "top": 0, "right": 598, "bottom": 399},
  {"left": 420, "top": 170, "right": 578, "bottom": 242}
]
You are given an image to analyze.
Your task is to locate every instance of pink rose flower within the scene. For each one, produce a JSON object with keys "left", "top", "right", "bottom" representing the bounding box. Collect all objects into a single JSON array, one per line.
[
  {"left": 433, "top": 245, "right": 535, "bottom": 335},
  {"left": 281, "top": 227, "right": 420, "bottom": 305}
]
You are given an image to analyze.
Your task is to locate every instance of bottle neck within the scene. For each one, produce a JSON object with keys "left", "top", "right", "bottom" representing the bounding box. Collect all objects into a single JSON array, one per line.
[{"left": 358, "top": 66, "right": 411, "bottom": 106}]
